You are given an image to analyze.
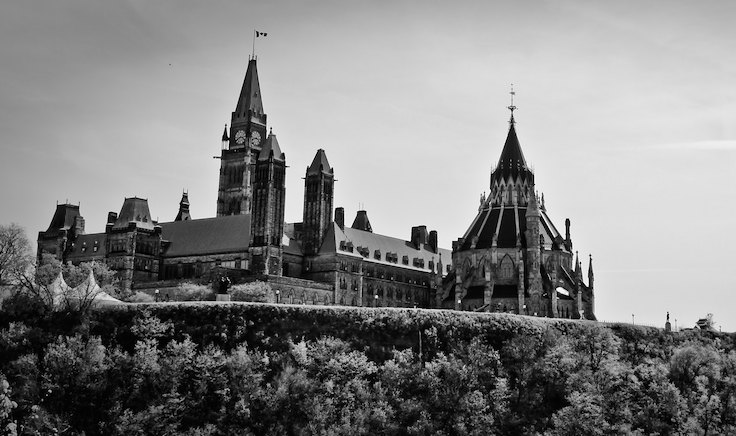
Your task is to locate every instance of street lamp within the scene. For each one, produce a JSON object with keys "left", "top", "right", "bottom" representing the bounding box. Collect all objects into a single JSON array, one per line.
[
  {"left": 374, "top": 294, "right": 378, "bottom": 307},
  {"left": 275, "top": 289, "right": 280, "bottom": 304},
  {"left": 154, "top": 289, "right": 160, "bottom": 302},
  {"left": 457, "top": 299, "right": 462, "bottom": 311}
]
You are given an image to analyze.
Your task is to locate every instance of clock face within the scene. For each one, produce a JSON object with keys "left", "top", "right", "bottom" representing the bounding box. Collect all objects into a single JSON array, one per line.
[
  {"left": 250, "top": 131, "right": 261, "bottom": 146},
  {"left": 234, "top": 130, "right": 247, "bottom": 145}
]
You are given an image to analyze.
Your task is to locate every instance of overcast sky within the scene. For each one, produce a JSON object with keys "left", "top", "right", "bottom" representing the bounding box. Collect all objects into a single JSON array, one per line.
[{"left": 2, "top": 0, "right": 735, "bottom": 331}]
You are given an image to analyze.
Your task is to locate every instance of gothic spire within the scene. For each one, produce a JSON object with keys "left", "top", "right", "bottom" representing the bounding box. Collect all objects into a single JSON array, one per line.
[
  {"left": 491, "top": 87, "right": 531, "bottom": 184},
  {"left": 234, "top": 59, "right": 264, "bottom": 118},
  {"left": 175, "top": 191, "right": 191, "bottom": 221}
]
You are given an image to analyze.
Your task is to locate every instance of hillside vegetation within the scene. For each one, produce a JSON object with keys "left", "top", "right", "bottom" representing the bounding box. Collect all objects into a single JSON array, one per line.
[{"left": 1, "top": 300, "right": 735, "bottom": 435}]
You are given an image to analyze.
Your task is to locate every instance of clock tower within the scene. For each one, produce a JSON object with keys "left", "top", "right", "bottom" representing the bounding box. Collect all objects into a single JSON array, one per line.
[{"left": 217, "top": 58, "right": 268, "bottom": 216}]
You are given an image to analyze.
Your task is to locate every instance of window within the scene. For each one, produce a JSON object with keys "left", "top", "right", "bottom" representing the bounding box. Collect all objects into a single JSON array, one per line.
[
  {"left": 374, "top": 250, "right": 381, "bottom": 260},
  {"left": 402, "top": 255, "right": 409, "bottom": 265},
  {"left": 499, "top": 255, "right": 514, "bottom": 279}
]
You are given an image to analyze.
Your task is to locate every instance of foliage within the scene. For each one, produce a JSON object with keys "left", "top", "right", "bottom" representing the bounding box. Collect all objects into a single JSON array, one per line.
[
  {"left": 0, "top": 224, "right": 32, "bottom": 290},
  {"left": 176, "top": 282, "right": 214, "bottom": 301},
  {"left": 1, "top": 302, "right": 736, "bottom": 435},
  {"left": 229, "top": 281, "right": 272, "bottom": 303},
  {"left": 128, "top": 292, "right": 155, "bottom": 303}
]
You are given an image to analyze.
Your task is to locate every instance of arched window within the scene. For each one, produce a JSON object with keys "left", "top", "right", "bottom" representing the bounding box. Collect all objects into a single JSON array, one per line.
[{"left": 499, "top": 255, "right": 514, "bottom": 279}]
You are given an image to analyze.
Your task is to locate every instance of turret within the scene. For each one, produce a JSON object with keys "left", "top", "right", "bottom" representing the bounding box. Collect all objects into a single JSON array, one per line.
[
  {"left": 175, "top": 191, "right": 191, "bottom": 221},
  {"left": 221, "top": 125, "right": 229, "bottom": 150},
  {"left": 588, "top": 254, "right": 594, "bottom": 289},
  {"left": 351, "top": 210, "right": 373, "bottom": 233},
  {"left": 302, "top": 149, "right": 334, "bottom": 255}
]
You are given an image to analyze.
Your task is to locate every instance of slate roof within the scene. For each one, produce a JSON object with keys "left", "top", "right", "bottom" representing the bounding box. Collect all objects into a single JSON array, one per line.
[
  {"left": 234, "top": 59, "right": 264, "bottom": 117},
  {"left": 307, "top": 149, "right": 333, "bottom": 175},
  {"left": 160, "top": 214, "right": 251, "bottom": 257},
  {"left": 112, "top": 197, "right": 155, "bottom": 231},
  {"left": 319, "top": 222, "right": 451, "bottom": 274},
  {"left": 44, "top": 204, "right": 82, "bottom": 234}
]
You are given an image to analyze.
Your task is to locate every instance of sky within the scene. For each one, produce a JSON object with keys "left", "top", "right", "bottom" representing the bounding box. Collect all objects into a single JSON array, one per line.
[{"left": 1, "top": 0, "right": 735, "bottom": 331}]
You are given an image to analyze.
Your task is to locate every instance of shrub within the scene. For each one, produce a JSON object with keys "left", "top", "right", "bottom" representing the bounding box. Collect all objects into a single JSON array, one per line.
[
  {"left": 177, "top": 283, "right": 214, "bottom": 301},
  {"left": 230, "top": 281, "right": 273, "bottom": 303},
  {"left": 128, "top": 292, "right": 155, "bottom": 303}
]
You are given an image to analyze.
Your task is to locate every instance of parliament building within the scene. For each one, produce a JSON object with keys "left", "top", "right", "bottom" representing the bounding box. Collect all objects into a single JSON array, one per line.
[{"left": 37, "top": 57, "right": 595, "bottom": 318}]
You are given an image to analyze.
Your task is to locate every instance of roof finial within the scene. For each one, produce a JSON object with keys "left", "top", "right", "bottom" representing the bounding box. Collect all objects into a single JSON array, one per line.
[{"left": 508, "top": 84, "right": 517, "bottom": 125}]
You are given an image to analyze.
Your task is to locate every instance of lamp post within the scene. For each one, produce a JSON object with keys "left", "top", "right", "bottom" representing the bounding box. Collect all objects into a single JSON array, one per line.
[
  {"left": 374, "top": 294, "right": 378, "bottom": 307},
  {"left": 632, "top": 314, "right": 635, "bottom": 325},
  {"left": 457, "top": 299, "right": 462, "bottom": 311},
  {"left": 522, "top": 304, "right": 527, "bottom": 315},
  {"left": 154, "top": 289, "right": 160, "bottom": 302},
  {"left": 275, "top": 289, "right": 280, "bottom": 304}
]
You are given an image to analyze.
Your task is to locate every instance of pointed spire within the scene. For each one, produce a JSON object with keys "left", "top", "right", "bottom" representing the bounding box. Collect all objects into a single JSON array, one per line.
[
  {"left": 574, "top": 251, "right": 582, "bottom": 277},
  {"left": 491, "top": 89, "right": 531, "bottom": 184},
  {"left": 234, "top": 59, "right": 264, "bottom": 118},
  {"left": 175, "top": 191, "right": 191, "bottom": 221},
  {"left": 588, "top": 254, "right": 594, "bottom": 288},
  {"left": 307, "top": 149, "right": 333, "bottom": 175},
  {"left": 221, "top": 124, "right": 229, "bottom": 142},
  {"left": 508, "top": 83, "right": 517, "bottom": 126},
  {"left": 258, "top": 130, "right": 284, "bottom": 161}
]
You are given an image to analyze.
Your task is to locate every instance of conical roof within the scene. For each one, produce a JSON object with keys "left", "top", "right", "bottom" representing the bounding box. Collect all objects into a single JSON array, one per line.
[
  {"left": 258, "top": 131, "right": 284, "bottom": 161},
  {"left": 307, "top": 149, "right": 333, "bottom": 175},
  {"left": 234, "top": 59, "right": 264, "bottom": 117},
  {"left": 491, "top": 122, "right": 532, "bottom": 182}
]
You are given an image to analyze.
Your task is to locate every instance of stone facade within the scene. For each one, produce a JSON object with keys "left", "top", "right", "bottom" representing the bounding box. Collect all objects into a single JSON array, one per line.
[
  {"left": 36, "top": 57, "right": 594, "bottom": 319},
  {"left": 443, "top": 110, "right": 595, "bottom": 320}
]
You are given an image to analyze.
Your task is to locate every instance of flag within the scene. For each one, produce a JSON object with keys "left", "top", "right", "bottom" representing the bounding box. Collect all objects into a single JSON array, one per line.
[{"left": 256, "top": 31, "right": 268, "bottom": 37}]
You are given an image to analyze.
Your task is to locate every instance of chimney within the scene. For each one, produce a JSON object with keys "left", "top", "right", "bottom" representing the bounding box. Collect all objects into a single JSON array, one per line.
[
  {"left": 411, "top": 225, "right": 428, "bottom": 249},
  {"left": 428, "top": 230, "right": 438, "bottom": 253},
  {"left": 106, "top": 212, "right": 118, "bottom": 232},
  {"left": 335, "top": 207, "right": 344, "bottom": 230},
  {"left": 73, "top": 215, "right": 85, "bottom": 236}
]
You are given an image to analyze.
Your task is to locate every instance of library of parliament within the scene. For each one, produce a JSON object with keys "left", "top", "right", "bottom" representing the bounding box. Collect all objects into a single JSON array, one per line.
[{"left": 37, "top": 57, "right": 596, "bottom": 319}]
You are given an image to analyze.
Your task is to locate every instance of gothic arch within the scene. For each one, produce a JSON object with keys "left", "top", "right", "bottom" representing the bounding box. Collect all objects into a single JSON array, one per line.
[{"left": 499, "top": 254, "right": 515, "bottom": 280}]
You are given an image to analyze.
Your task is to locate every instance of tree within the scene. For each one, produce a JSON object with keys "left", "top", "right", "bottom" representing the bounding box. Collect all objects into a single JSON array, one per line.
[{"left": 0, "top": 224, "right": 32, "bottom": 289}]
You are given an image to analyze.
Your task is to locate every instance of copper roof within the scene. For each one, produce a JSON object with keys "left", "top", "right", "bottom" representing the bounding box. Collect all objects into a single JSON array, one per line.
[
  {"left": 258, "top": 132, "right": 284, "bottom": 161},
  {"left": 351, "top": 210, "right": 372, "bottom": 232},
  {"left": 307, "top": 149, "right": 333, "bottom": 175},
  {"left": 320, "top": 222, "right": 451, "bottom": 274},
  {"left": 112, "top": 197, "right": 155, "bottom": 231},
  {"left": 160, "top": 214, "right": 250, "bottom": 257},
  {"left": 44, "top": 204, "right": 82, "bottom": 233},
  {"left": 234, "top": 59, "right": 264, "bottom": 117},
  {"left": 491, "top": 123, "right": 534, "bottom": 184}
]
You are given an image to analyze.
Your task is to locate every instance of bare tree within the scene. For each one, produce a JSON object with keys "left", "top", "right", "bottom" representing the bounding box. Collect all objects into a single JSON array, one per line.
[{"left": 0, "top": 223, "right": 32, "bottom": 289}]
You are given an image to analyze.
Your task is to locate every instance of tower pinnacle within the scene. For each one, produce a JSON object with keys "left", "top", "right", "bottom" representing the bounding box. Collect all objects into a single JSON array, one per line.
[{"left": 508, "top": 84, "right": 517, "bottom": 125}]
